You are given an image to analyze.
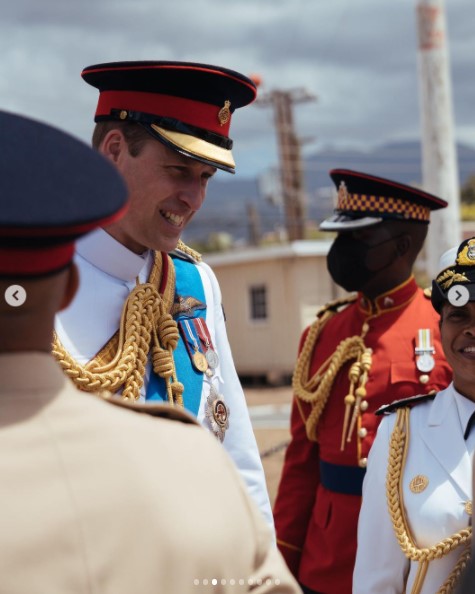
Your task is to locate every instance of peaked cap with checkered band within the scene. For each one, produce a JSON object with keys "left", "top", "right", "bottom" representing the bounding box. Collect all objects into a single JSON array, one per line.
[{"left": 320, "top": 169, "right": 448, "bottom": 231}]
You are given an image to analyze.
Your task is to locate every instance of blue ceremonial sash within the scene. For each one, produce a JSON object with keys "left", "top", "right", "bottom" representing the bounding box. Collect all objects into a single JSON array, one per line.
[{"left": 145, "top": 255, "right": 205, "bottom": 417}]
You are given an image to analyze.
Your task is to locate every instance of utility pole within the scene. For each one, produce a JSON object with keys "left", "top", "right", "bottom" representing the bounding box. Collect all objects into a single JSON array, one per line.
[
  {"left": 246, "top": 203, "right": 261, "bottom": 246},
  {"left": 416, "top": 0, "right": 460, "bottom": 277},
  {"left": 256, "top": 87, "right": 316, "bottom": 241}
]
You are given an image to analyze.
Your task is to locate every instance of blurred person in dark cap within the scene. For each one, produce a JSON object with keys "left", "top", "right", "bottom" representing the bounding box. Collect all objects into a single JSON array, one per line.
[
  {"left": 273, "top": 169, "right": 453, "bottom": 594},
  {"left": 53, "top": 61, "right": 273, "bottom": 529},
  {"left": 0, "top": 109, "right": 301, "bottom": 593},
  {"left": 354, "top": 238, "right": 475, "bottom": 593}
]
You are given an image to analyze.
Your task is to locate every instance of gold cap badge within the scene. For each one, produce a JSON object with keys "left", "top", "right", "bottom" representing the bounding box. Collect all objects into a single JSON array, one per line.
[
  {"left": 457, "top": 239, "right": 475, "bottom": 266},
  {"left": 218, "top": 100, "right": 231, "bottom": 126},
  {"left": 337, "top": 181, "right": 349, "bottom": 205}
]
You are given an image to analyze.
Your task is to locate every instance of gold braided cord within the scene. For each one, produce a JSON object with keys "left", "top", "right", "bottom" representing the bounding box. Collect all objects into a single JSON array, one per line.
[
  {"left": 437, "top": 545, "right": 471, "bottom": 594},
  {"left": 292, "top": 295, "right": 358, "bottom": 401},
  {"left": 346, "top": 349, "right": 372, "bottom": 443},
  {"left": 386, "top": 407, "right": 472, "bottom": 594},
  {"left": 52, "top": 252, "right": 183, "bottom": 404},
  {"left": 341, "top": 359, "right": 361, "bottom": 450},
  {"left": 292, "top": 298, "right": 370, "bottom": 441},
  {"left": 84, "top": 249, "right": 175, "bottom": 371}
]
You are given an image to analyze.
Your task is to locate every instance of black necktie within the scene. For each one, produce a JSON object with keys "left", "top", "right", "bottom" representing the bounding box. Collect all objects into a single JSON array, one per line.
[{"left": 464, "top": 410, "right": 475, "bottom": 440}]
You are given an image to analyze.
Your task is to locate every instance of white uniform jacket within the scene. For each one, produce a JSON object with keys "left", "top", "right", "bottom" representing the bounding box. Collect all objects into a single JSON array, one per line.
[
  {"left": 55, "top": 229, "right": 273, "bottom": 530},
  {"left": 354, "top": 383, "right": 474, "bottom": 594}
]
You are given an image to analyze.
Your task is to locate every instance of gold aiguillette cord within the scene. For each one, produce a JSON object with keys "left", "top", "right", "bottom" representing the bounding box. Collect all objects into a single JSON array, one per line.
[{"left": 340, "top": 348, "right": 372, "bottom": 449}]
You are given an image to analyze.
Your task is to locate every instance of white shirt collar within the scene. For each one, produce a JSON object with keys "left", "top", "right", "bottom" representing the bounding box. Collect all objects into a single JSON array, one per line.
[
  {"left": 452, "top": 385, "right": 475, "bottom": 438},
  {"left": 76, "top": 228, "right": 150, "bottom": 283}
]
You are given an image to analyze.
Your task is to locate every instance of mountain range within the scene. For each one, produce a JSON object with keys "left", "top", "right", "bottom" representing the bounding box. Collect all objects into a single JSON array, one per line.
[{"left": 183, "top": 141, "right": 475, "bottom": 245}]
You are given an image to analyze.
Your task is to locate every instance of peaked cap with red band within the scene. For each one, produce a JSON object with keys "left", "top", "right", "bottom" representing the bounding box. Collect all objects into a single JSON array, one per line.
[
  {"left": 81, "top": 60, "right": 257, "bottom": 174},
  {"left": 0, "top": 110, "right": 128, "bottom": 277},
  {"left": 320, "top": 169, "right": 448, "bottom": 231}
]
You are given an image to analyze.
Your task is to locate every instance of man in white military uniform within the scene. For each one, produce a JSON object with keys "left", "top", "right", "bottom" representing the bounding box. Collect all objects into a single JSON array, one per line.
[
  {"left": 353, "top": 238, "right": 475, "bottom": 594},
  {"left": 0, "top": 109, "right": 300, "bottom": 593},
  {"left": 54, "top": 61, "right": 273, "bottom": 528}
]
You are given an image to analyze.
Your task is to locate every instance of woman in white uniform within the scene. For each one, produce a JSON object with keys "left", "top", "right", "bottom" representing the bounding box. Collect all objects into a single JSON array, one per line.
[{"left": 353, "top": 237, "right": 475, "bottom": 594}]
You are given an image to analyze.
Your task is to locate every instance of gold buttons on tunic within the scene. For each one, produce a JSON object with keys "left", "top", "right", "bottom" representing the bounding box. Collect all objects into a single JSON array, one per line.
[
  {"left": 409, "top": 475, "right": 429, "bottom": 493},
  {"left": 419, "top": 374, "right": 430, "bottom": 384},
  {"left": 358, "top": 458, "right": 367, "bottom": 468},
  {"left": 360, "top": 400, "right": 369, "bottom": 412},
  {"left": 358, "top": 427, "right": 368, "bottom": 438}
]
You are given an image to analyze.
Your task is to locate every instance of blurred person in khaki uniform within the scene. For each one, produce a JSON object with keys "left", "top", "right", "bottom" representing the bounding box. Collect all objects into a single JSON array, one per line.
[{"left": 0, "top": 110, "right": 301, "bottom": 594}]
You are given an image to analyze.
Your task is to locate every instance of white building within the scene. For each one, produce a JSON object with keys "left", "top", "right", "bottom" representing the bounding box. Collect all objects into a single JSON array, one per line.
[{"left": 204, "top": 240, "right": 346, "bottom": 383}]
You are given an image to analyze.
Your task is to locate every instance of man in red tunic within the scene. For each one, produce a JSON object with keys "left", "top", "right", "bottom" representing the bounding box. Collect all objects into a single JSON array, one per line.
[{"left": 273, "top": 169, "right": 453, "bottom": 594}]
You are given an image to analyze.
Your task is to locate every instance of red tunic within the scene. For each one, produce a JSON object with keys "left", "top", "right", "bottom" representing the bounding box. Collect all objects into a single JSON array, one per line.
[{"left": 273, "top": 277, "right": 452, "bottom": 594}]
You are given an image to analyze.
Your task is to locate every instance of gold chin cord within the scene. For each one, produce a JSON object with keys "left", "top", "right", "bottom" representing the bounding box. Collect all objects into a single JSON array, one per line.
[
  {"left": 387, "top": 407, "right": 472, "bottom": 594},
  {"left": 292, "top": 304, "right": 371, "bottom": 445},
  {"left": 52, "top": 251, "right": 184, "bottom": 406}
]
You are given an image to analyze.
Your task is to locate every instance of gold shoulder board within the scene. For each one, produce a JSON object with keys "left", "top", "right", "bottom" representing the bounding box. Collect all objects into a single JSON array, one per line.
[
  {"left": 174, "top": 240, "right": 202, "bottom": 263},
  {"left": 316, "top": 294, "right": 358, "bottom": 319},
  {"left": 97, "top": 393, "right": 200, "bottom": 426},
  {"left": 375, "top": 391, "right": 436, "bottom": 416}
]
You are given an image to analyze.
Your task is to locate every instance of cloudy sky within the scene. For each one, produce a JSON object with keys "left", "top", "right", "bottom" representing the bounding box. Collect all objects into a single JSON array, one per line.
[{"left": 1, "top": 0, "right": 473, "bottom": 179}]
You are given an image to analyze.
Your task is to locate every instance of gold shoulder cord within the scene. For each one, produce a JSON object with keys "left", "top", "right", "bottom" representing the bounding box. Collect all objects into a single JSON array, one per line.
[
  {"left": 52, "top": 251, "right": 184, "bottom": 406},
  {"left": 176, "top": 239, "right": 202, "bottom": 262},
  {"left": 292, "top": 295, "right": 372, "bottom": 446},
  {"left": 387, "top": 407, "right": 472, "bottom": 594}
]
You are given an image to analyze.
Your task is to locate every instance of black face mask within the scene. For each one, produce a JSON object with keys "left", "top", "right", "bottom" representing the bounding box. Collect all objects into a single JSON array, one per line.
[{"left": 327, "top": 233, "right": 399, "bottom": 292}]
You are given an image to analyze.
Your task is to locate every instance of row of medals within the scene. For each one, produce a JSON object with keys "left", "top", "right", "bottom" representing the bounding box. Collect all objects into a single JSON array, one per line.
[{"left": 190, "top": 322, "right": 230, "bottom": 443}]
